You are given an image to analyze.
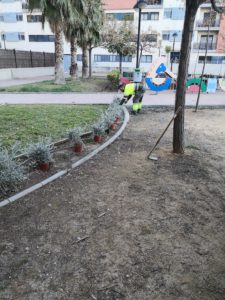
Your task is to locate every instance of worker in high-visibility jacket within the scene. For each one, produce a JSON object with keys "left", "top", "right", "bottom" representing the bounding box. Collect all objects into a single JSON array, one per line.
[{"left": 119, "top": 82, "right": 145, "bottom": 115}]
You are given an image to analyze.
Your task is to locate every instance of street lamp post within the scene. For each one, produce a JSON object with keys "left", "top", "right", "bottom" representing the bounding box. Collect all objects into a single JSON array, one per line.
[
  {"left": 133, "top": 0, "right": 147, "bottom": 82},
  {"left": 171, "top": 32, "right": 178, "bottom": 72}
]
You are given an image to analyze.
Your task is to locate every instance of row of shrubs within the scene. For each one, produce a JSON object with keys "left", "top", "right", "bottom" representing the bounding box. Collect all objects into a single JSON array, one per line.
[{"left": 0, "top": 98, "right": 123, "bottom": 197}]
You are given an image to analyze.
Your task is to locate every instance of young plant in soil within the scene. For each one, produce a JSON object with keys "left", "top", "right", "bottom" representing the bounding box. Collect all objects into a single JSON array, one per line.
[
  {"left": 92, "top": 122, "right": 106, "bottom": 143},
  {"left": 26, "top": 138, "right": 53, "bottom": 171},
  {"left": 68, "top": 127, "right": 84, "bottom": 154},
  {"left": 0, "top": 143, "right": 26, "bottom": 196}
]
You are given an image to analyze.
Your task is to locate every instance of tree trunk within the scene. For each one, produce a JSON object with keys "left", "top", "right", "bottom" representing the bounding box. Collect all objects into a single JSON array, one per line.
[
  {"left": 82, "top": 44, "right": 88, "bottom": 78},
  {"left": 70, "top": 35, "right": 78, "bottom": 81},
  {"left": 89, "top": 47, "right": 92, "bottom": 78},
  {"left": 173, "top": 2, "right": 199, "bottom": 153},
  {"left": 119, "top": 54, "right": 122, "bottom": 74},
  {"left": 54, "top": 23, "right": 65, "bottom": 85}
]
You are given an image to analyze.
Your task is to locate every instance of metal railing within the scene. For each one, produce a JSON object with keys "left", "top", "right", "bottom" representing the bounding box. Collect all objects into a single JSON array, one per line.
[
  {"left": 196, "top": 20, "right": 220, "bottom": 28},
  {"left": 193, "top": 43, "right": 217, "bottom": 50},
  {"left": 0, "top": 49, "right": 55, "bottom": 69}
]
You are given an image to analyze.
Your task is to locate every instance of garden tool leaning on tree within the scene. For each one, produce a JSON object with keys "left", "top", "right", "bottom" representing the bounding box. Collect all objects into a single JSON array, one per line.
[{"left": 119, "top": 82, "right": 145, "bottom": 115}]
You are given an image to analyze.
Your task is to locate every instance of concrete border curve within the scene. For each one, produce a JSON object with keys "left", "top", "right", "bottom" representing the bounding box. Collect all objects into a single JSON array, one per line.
[{"left": 0, "top": 107, "right": 130, "bottom": 208}]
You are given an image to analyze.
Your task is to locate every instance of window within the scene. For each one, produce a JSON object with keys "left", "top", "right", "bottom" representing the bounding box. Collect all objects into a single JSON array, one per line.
[
  {"left": 77, "top": 54, "right": 82, "bottom": 61},
  {"left": 0, "top": 15, "right": 4, "bottom": 22},
  {"left": 27, "top": 15, "right": 42, "bottom": 22},
  {"left": 162, "top": 31, "right": 181, "bottom": 42},
  {"left": 164, "top": 8, "right": 184, "bottom": 20},
  {"left": 141, "top": 12, "right": 159, "bottom": 21},
  {"left": 164, "top": 8, "right": 172, "bottom": 19},
  {"left": 145, "top": 34, "right": 158, "bottom": 42},
  {"left": 170, "top": 51, "right": 180, "bottom": 63},
  {"left": 198, "top": 56, "right": 225, "bottom": 64},
  {"left": 162, "top": 33, "right": 170, "bottom": 40},
  {"left": 106, "top": 13, "right": 134, "bottom": 21},
  {"left": 18, "top": 33, "right": 25, "bottom": 40},
  {"left": 146, "top": 0, "right": 162, "bottom": 5},
  {"left": 29, "top": 35, "right": 55, "bottom": 42},
  {"left": 141, "top": 55, "right": 152, "bottom": 63},
  {"left": 94, "top": 55, "right": 132, "bottom": 62},
  {"left": 16, "top": 14, "right": 23, "bottom": 21}
]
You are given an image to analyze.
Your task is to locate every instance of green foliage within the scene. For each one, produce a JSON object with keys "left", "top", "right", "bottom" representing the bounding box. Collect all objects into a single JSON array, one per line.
[
  {"left": 103, "top": 21, "right": 136, "bottom": 57},
  {"left": 0, "top": 144, "right": 26, "bottom": 196},
  {"left": 165, "top": 45, "right": 172, "bottom": 54},
  {"left": 107, "top": 70, "right": 120, "bottom": 89},
  {"left": 26, "top": 138, "right": 53, "bottom": 164},
  {"left": 68, "top": 127, "right": 84, "bottom": 145}
]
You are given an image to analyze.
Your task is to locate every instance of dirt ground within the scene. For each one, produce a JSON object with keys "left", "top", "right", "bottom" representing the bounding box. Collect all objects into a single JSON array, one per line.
[{"left": 0, "top": 108, "right": 225, "bottom": 300}]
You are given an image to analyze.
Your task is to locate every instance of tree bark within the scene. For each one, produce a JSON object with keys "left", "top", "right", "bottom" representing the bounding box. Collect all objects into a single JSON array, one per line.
[
  {"left": 173, "top": 1, "right": 200, "bottom": 153},
  {"left": 119, "top": 54, "right": 122, "bottom": 74},
  {"left": 82, "top": 44, "right": 88, "bottom": 78},
  {"left": 54, "top": 22, "right": 65, "bottom": 85},
  {"left": 88, "top": 47, "right": 92, "bottom": 78},
  {"left": 70, "top": 35, "right": 78, "bottom": 81}
]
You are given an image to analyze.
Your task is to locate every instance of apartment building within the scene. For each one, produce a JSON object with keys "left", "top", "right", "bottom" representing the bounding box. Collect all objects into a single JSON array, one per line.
[{"left": 0, "top": 0, "right": 225, "bottom": 76}]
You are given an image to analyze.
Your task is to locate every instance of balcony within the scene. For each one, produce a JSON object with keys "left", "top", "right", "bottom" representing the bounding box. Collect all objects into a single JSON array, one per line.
[
  {"left": 145, "top": 0, "right": 163, "bottom": 9},
  {"left": 196, "top": 20, "right": 220, "bottom": 30},
  {"left": 193, "top": 42, "right": 217, "bottom": 51}
]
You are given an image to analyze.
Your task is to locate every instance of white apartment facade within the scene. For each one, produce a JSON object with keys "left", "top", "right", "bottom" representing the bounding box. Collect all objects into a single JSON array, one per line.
[{"left": 0, "top": 0, "right": 225, "bottom": 76}]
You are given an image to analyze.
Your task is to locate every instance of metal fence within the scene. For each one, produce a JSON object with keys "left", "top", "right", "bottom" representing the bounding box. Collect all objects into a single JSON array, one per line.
[{"left": 0, "top": 49, "right": 55, "bottom": 69}]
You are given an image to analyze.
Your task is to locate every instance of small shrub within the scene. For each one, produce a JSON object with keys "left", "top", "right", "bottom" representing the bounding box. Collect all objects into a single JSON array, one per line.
[
  {"left": 92, "top": 122, "right": 106, "bottom": 136},
  {"left": 0, "top": 145, "right": 26, "bottom": 196},
  {"left": 68, "top": 127, "right": 84, "bottom": 145},
  {"left": 107, "top": 70, "right": 120, "bottom": 89},
  {"left": 26, "top": 138, "right": 53, "bottom": 165}
]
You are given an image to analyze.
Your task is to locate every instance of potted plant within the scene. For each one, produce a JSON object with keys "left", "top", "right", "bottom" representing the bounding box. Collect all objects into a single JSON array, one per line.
[
  {"left": 27, "top": 138, "right": 53, "bottom": 171},
  {"left": 92, "top": 122, "right": 106, "bottom": 143},
  {"left": 68, "top": 127, "right": 84, "bottom": 154}
]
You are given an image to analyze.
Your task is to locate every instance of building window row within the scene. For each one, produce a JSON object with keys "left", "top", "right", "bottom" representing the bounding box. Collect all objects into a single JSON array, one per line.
[
  {"left": 29, "top": 35, "right": 55, "bottom": 42},
  {"left": 198, "top": 56, "right": 225, "bottom": 64},
  {"left": 106, "top": 13, "right": 134, "bottom": 21},
  {"left": 141, "top": 12, "right": 159, "bottom": 21},
  {"left": 94, "top": 55, "right": 152, "bottom": 63},
  {"left": 1, "top": 32, "right": 25, "bottom": 41},
  {"left": 0, "top": 13, "right": 23, "bottom": 22},
  {"left": 27, "top": 15, "right": 42, "bottom": 22}
]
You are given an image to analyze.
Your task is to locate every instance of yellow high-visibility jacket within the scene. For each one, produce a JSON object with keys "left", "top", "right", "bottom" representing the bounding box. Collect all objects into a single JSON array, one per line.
[{"left": 124, "top": 83, "right": 135, "bottom": 96}]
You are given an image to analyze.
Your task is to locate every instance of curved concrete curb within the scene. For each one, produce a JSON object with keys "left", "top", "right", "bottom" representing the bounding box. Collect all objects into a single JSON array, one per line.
[{"left": 0, "top": 107, "right": 130, "bottom": 208}]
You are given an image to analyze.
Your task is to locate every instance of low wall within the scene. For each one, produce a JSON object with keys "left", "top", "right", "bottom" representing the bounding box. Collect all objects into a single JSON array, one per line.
[{"left": 0, "top": 67, "right": 55, "bottom": 80}]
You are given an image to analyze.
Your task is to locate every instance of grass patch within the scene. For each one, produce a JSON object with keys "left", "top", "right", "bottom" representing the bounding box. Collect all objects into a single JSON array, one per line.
[
  {"left": 0, "top": 104, "right": 106, "bottom": 148},
  {"left": 0, "top": 77, "right": 114, "bottom": 93}
]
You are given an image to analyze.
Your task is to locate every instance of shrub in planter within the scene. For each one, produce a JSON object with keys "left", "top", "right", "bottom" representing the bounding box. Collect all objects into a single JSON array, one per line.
[
  {"left": 107, "top": 70, "right": 120, "bottom": 90},
  {"left": 68, "top": 127, "right": 84, "bottom": 154},
  {"left": 0, "top": 144, "right": 26, "bottom": 196},
  {"left": 92, "top": 122, "right": 106, "bottom": 143},
  {"left": 27, "top": 138, "right": 53, "bottom": 171}
]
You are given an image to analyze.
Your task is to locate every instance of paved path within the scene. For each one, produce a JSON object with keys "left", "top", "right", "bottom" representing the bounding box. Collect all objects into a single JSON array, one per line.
[
  {"left": 0, "top": 91, "right": 225, "bottom": 106},
  {"left": 0, "top": 76, "right": 54, "bottom": 87}
]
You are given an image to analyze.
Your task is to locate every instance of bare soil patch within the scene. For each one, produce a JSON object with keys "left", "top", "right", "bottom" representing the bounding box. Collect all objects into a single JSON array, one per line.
[{"left": 0, "top": 108, "right": 225, "bottom": 300}]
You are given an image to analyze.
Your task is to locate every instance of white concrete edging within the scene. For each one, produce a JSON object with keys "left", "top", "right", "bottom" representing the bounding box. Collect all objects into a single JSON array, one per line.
[{"left": 0, "top": 107, "right": 129, "bottom": 208}]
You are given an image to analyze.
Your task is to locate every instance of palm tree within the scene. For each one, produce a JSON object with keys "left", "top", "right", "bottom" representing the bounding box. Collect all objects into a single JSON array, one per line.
[
  {"left": 64, "top": 0, "right": 87, "bottom": 80},
  {"left": 77, "top": 0, "right": 104, "bottom": 78},
  {"left": 28, "top": 0, "right": 76, "bottom": 84}
]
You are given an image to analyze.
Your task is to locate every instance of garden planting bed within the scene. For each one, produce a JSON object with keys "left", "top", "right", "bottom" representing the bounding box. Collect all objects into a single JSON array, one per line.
[
  {"left": 0, "top": 121, "right": 124, "bottom": 203},
  {"left": 0, "top": 108, "right": 225, "bottom": 299}
]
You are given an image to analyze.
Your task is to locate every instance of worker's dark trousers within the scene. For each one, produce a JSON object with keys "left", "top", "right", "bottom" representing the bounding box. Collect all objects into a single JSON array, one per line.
[{"left": 132, "top": 94, "right": 143, "bottom": 112}]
